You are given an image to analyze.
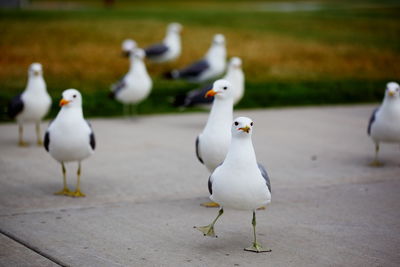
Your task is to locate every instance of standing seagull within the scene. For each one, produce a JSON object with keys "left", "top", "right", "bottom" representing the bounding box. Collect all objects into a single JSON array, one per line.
[
  {"left": 110, "top": 48, "right": 152, "bottom": 116},
  {"left": 195, "top": 117, "right": 272, "bottom": 253},
  {"left": 121, "top": 39, "right": 137, "bottom": 57},
  {"left": 44, "top": 89, "right": 95, "bottom": 197},
  {"left": 174, "top": 57, "right": 244, "bottom": 107},
  {"left": 144, "top": 22, "right": 182, "bottom": 63},
  {"left": 196, "top": 79, "right": 234, "bottom": 207},
  {"left": 165, "top": 34, "right": 226, "bottom": 83},
  {"left": 8, "top": 63, "right": 52, "bottom": 146},
  {"left": 367, "top": 81, "right": 400, "bottom": 166}
]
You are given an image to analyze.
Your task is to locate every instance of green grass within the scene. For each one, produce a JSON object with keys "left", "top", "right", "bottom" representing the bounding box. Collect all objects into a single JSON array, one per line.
[{"left": 0, "top": 0, "right": 399, "bottom": 121}]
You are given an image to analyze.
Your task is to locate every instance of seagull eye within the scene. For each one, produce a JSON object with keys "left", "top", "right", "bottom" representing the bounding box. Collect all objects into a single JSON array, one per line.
[
  {"left": 223, "top": 86, "right": 227, "bottom": 90},
  {"left": 250, "top": 122, "right": 253, "bottom": 126},
  {"left": 234, "top": 122, "right": 238, "bottom": 126},
  {"left": 73, "top": 95, "right": 77, "bottom": 98}
]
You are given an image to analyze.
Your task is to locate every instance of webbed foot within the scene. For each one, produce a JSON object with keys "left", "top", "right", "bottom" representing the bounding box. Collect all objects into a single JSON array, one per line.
[
  {"left": 54, "top": 188, "right": 71, "bottom": 196},
  {"left": 244, "top": 242, "right": 271, "bottom": 253},
  {"left": 200, "top": 201, "right": 220, "bottom": 208},
  {"left": 194, "top": 224, "right": 217, "bottom": 237},
  {"left": 37, "top": 140, "right": 43, "bottom": 146},
  {"left": 69, "top": 190, "right": 86, "bottom": 197},
  {"left": 18, "top": 141, "right": 29, "bottom": 147}
]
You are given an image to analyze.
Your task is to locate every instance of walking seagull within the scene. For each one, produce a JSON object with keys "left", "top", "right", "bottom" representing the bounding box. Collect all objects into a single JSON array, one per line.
[
  {"left": 195, "top": 117, "right": 272, "bottom": 253},
  {"left": 44, "top": 89, "right": 95, "bottom": 197},
  {"left": 367, "top": 81, "right": 400, "bottom": 166},
  {"left": 144, "top": 22, "right": 182, "bottom": 63},
  {"left": 174, "top": 57, "right": 244, "bottom": 107},
  {"left": 196, "top": 79, "right": 234, "bottom": 207},
  {"left": 8, "top": 63, "right": 52, "bottom": 146},
  {"left": 110, "top": 48, "right": 152, "bottom": 116},
  {"left": 165, "top": 34, "right": 226, "bottom": 83}
]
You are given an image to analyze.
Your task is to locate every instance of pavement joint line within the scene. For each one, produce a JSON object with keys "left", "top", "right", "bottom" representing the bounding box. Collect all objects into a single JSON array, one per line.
[{"left": 0, "top": 230, "right": 66, "bottom": 267}]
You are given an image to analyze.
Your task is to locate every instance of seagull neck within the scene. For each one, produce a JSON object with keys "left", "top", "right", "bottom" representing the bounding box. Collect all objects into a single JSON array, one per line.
[
  {"left": 26, "top": 75, "right": 46, "bottom": 93},
  {"left": 164, "top": 32, "right": 180, "bottom": 47},
  {"left": 204, "top": 98, "right": 233, "bottom": 131},
  {"left": 58, "top": 105, "right": 84, "bottom": 120},
  {"left": 205, "top": 45, "right": 226, "bottom": 62},
  {"left": 382, "top": 97, "right": 400, "bottom": 112},
  {"left": 130, "top": 58, "right": 148, "bottom": 75},
  {"left": 225, "top": 136, "right": 258, "bottom": 167}
]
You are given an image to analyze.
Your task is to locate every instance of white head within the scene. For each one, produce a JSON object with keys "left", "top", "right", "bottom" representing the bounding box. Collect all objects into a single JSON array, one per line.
[
  {"left": 232, "top": 117, "right": 254, "bottom": 137},
  {"left": 29, "top": 63, "right": 43, "bottom": 77},
  {"left": 131, "top": 48, "right": 146, "bottom": 60},
  {"left": 228, "top": 57, "right": 242, "bottom": 69},
  {"left": 385, "top": 81, "right": 400, "bottom": 99},
  {"left": 167, "top": 22, "right": 182, "bottom": 34},
  {"left": 59, "top": 89, "right": 82, "bottom": 108},
  {"left": 122, "top": 39, "right": 137, "bottom": 57},
  {"left": 212, "top": 34, "right": 225, "bottom": 46},
  {"left": 205, "top": 79, "right": 234, "bottom": 100}
]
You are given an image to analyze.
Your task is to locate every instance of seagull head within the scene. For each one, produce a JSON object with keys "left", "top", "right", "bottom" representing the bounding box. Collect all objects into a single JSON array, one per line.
[
  {"left": 59, "top": 89, "right": 82, "bottom": 108},
  {"left": 131, "top": 48, "right": 145, "bottom": 60},
  {"left": 167, "top": 22, "right": 182, "bottom": 34},
  {"left": 205, "top": 79, "right": 233, "bottom": 100},
  {"left": 232, "top": 117, "right": 254, "bottom": 137},
  {"left": 385, "top": 82, "right": 400, "bottom": 99},
  {"left": 121, "top": 39, "right": 137, "bottom": 57},
  {"left": 229, "top": 57, "right": 242, "bottom": 69},
  {"left": 212, "top": 34, "right": 225, "bottom": 46},
  {"left": 29, "top": 63, "right": 43, "bottom": 77}
]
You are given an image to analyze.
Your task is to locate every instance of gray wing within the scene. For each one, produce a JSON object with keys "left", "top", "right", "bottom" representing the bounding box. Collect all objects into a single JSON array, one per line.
[
  {"left": 195, "top": 136, "right": 204, "bottom": 164},
  {"left": 177, "top": 60, "right": 209, "bottom": 79},
  {"left": 110, "top": 76, "right": 126, "bottom": 98},
  {"left": 184, "top": 83, "right": 214, "bottom": 107},
  {"left": 258, "top": 163, "right": 271, "bottom": 194},
  {"left": 86, "top": 120, "right": 96, "bottom": 150},
  {"left": 8, "top": 93, "right": 24, "bottom": 119},
  {"left": 145, "top": 43, "right": 169, "bottom": 58},
  {"left": 367, "top": 107, "right": 379, "bottom": 136}
]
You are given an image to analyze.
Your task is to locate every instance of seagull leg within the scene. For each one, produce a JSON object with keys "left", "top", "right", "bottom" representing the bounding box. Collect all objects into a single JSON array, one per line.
[
  {"left": 369, "top": 143, "right": 383, "bottom": 167},
  {"left": 18, "top": 124, "right": 28, "bottom": 147},
  {"left": 194, "top": 208, "right": 223, "bottom": 237},
  {"left": 54, "top": 162, "right": 71, "bottom": 196},
  {"left": 200, "top": 201, "right": 220, "bottom": 208},
  {"left": 123, "top": 104, "right": 129, "bottom": 118},
  {"left": 244, "top": 211, "right": 271, "bottom": 253},
  {"left": 70, "top": 162, "right": 86, "bottom": 197},
  {"left": 36, "top": 122, "right": 43, "bottom": 146}
]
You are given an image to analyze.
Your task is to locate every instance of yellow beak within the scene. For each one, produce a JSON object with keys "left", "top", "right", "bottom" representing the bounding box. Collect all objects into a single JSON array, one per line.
[
  {"left": 205, "top": 89, "right": 217, "bottom": 98},
  {"left": 389, "top": 91, "right": 395, "bottom": 97},
  {"left": 59, "top": 99, "right": 70, "bottom": 107},
  {"left": 239, "top": 126, "right": 250, "bottom": 133}
]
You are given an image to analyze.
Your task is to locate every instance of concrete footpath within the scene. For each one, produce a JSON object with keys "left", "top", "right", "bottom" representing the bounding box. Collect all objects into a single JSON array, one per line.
[{"left": 0, "top": 105, "right": 399, "bottom": 267}]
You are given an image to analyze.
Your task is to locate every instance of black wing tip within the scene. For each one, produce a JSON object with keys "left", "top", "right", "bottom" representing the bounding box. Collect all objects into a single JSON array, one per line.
[
  {"left": 163, "top": 71, "right": 174, "bottom": 79},
  {"left": 44, "top": 131, "right": 50, "bottom": 152},
  {"left": 108, "top": 91, "right": 116, "bottom": 99}
]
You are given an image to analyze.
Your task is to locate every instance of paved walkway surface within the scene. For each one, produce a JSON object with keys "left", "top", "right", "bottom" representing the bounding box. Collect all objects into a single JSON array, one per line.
[{"left": 0, "top": 105, "right": 399, "bottom": 267}]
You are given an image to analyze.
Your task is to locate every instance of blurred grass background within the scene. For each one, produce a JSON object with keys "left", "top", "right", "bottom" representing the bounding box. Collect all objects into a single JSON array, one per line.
[{"left": 0, "top": 0, "right": 399, "bottom": 121}]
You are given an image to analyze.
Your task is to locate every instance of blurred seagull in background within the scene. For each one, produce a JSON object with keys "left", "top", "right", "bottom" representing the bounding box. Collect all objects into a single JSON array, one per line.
[
  {"left": 367, "top": 81, "right": 400, "bottom": 166},
  {"left": 121, "top": 39, "right": 137, "bottom": 57},
  {"left": 8, "top": 63, "right": 52, "bottom": 147},
  {"left": 174, "top": 57, "right": 244, "bottom": 108},
  {"left": 144, "top": 22, "right": 182, "bottom": 63},
  {"left": 195, "top": 117, "right": 272, "bottom": 253},
  {"left": 196, "top": 79, "right": 234, "bottom": 207},
  {"left": 44, "top": 89, "right": 95, "bottom": 197},
  {"left": 110, "top": 48, "right": 153, "bottom": 116},
  {"left": 165, "top": 34, "right": 226, "bottom": 83}
]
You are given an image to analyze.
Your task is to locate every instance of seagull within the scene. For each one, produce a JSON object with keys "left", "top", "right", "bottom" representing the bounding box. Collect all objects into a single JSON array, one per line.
[
  {"left": 367, "top": 81, "right": 400, "bottom": 166},
  {"left": 121, "top": 39, "right": 137, "bottom": 57},
  {"left": 174, "top": 57, "right": 244, "bottom": 107},
  {"left": 110, "top": 48, "right": 153, "bottom": 116},
  {"left": 7, "top": 63, "right": 52, "bottom": 147},
  {"left": 195, "top": 117, "right": 272, "bottom": 253},
  {"left": 165, "top": 33, "right": 226, "bottom": 83},
  {"left": 144, "top": 22, "right": 182, "bottom": 63},
  {"left": 196, "top": 79, "right": 234, "bottom": 207},
  {"left": 44, "top": 89, "right": 95, "bottom": 197}
]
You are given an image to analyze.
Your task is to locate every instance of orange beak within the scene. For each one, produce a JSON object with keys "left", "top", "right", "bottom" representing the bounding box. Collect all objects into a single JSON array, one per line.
[
  {"left": 205, "top": 89, "right": 217, "bottom": 98},
  {"left": 59, "top": 99, "right": 70, "bottom": 107},
  {"left": 238, "top": 126, "right": 250, "bottom": 133}
]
